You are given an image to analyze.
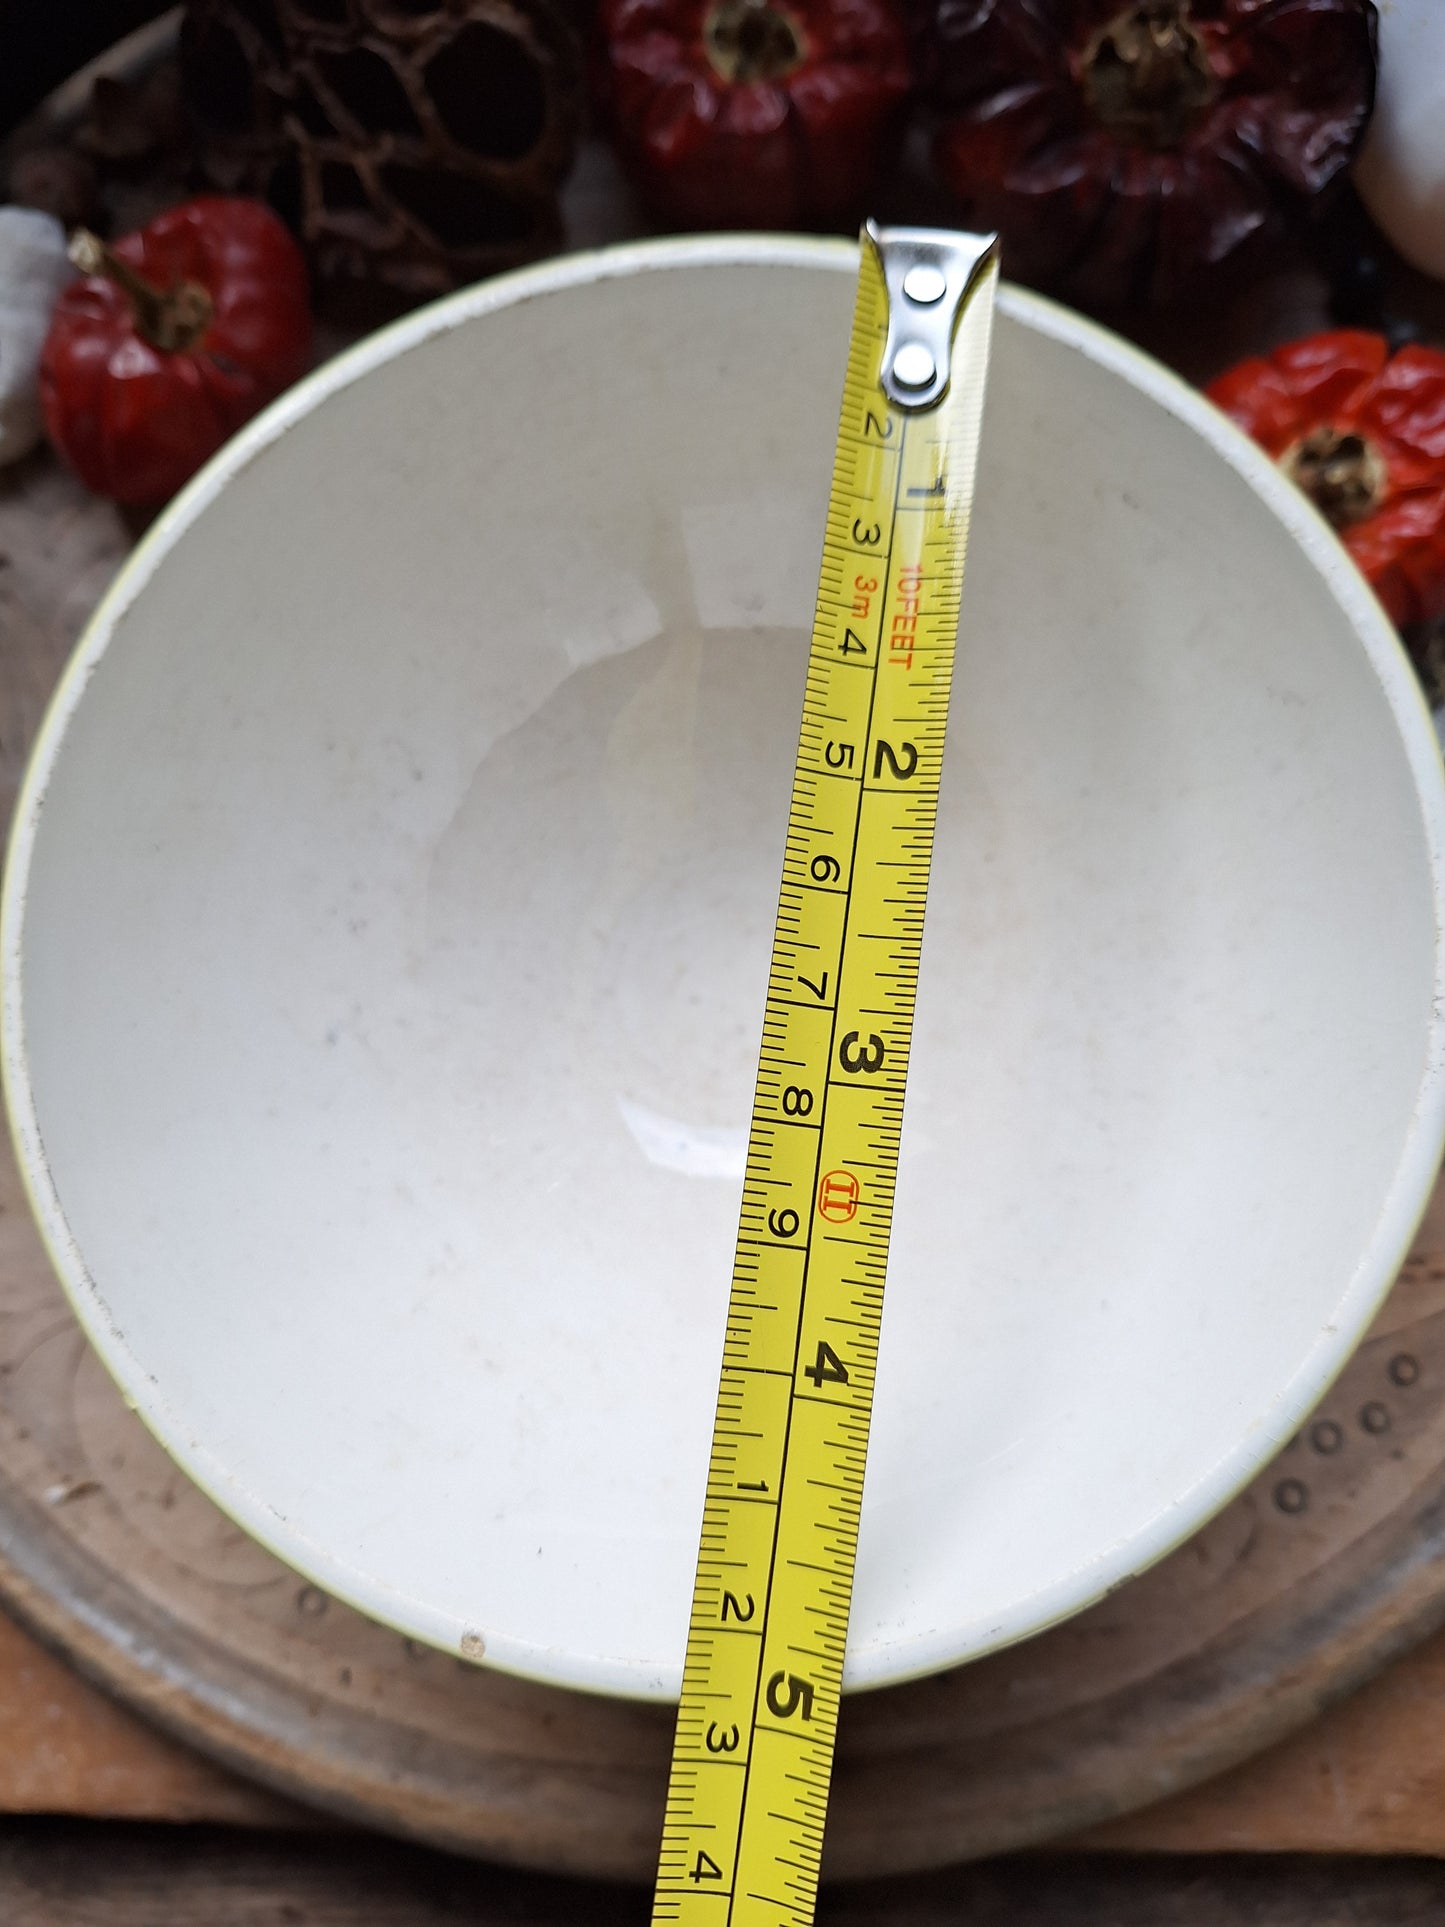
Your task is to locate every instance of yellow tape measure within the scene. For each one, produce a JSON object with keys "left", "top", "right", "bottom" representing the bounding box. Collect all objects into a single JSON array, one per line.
[{"left": 651, "top": 223, "right": 999, "bottom": 1927}]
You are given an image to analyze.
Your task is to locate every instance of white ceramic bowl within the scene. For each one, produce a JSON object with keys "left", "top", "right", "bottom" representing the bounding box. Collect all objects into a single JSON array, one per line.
[{"left": 6, "top": 238, "right": 1445, "bottom": 1700}]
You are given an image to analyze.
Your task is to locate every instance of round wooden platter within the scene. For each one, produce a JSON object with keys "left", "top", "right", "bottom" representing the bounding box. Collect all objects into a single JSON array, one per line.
[
  {"left": 9, "top": 19, "right": 1445, "bottom": 1888},
  {"left": 6, "top": 401, "right": 1445, "bottom": 1891}
]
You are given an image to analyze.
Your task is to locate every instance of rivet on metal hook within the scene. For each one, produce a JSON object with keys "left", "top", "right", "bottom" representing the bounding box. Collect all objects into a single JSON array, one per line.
[
  {"left": 890, "top": 342, "right": 937, "bottom": 389},
  {"left": 901, "top": 264, "right": 947, "bottom": 306}
]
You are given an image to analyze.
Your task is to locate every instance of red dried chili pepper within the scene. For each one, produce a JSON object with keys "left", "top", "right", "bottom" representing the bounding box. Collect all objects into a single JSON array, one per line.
[
  {"left": 1207, "top": 329, "right": 1445, "bottom": 631},
  {"left": 596, "top": 0, "right": 913, "bottom": 231},
  {"left": 929, "top": 0, "right": 1377, "bottom": 310},
  {"left": 40, "top": 195, "right": 311, "bottom": 506}
]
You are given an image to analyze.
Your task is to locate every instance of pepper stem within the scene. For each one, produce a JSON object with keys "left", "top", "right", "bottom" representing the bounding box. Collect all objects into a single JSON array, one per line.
[
  {"left": 69, "top": 228, "right": 213, "bottom": 354},
  {"left": 704, "top": 0, "right": 808, "bottom": 84},
  {"left": 1282, "top": 426, "right": 1387, "bottom": 529},
  {"left": 1081, "top": 0, "right": 1218, "bottom": 149}
]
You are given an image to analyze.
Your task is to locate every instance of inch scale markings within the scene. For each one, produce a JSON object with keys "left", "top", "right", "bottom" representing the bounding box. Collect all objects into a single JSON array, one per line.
[{"left": 652, "top": 223, "right": 998, "bottom": 1927}]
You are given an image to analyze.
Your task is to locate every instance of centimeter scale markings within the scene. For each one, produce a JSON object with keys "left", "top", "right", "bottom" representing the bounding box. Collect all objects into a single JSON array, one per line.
[{"left": 652, "top": 223, "right": 999, "bottom": 1927}]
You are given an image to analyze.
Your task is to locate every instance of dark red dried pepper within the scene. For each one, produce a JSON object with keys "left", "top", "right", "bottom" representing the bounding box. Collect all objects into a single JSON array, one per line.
[
  {"left": 1207, "top": 329, "right": 1445, "bottom": 631},
  {"left": 40, "top": 196, "right": 311, "bottom": 506},
  {"left": 929, "top": 0, "right": 1377, "bottom": 309},
  {"left": 596, "top": 0, "right": 913, "bottom": 231}
]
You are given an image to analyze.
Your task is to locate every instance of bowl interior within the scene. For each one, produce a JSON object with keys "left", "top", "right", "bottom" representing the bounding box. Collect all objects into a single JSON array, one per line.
[{"left": 7, "top": 245, "right": 1444, "bottom": 1697}]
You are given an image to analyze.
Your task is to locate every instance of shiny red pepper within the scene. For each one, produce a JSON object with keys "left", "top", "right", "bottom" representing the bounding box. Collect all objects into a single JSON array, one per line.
[
  {"left": 929, "top": 0, "right": 1377, "bottom": 310},
  {"left": 1207, "top": 329, "right": 1445, "bottom": 631},
  {"left": 40, "top": 196, "right": 311, "bottom": 506},
  {"left": 596, "top": 0, "right": 914, "bottom": 231}
]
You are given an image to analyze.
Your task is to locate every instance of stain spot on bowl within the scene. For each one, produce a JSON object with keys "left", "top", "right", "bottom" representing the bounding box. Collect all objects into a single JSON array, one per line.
[{"left": 459, "top": 1629, "right": 486, "bottom": 1662}]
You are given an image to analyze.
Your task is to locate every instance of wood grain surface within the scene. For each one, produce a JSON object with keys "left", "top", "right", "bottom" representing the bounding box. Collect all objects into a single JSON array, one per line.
[
  {"left": 4, "top": 1829, "right": 1445, "bottom": 1926},
  {"left": 0, "top": 1608, "right": 289, "bottom": 1826},
  {"left": 1083, "top": 1607, "right": 1445, "bottom": 1855},
  {"left": 16, "top": 1581, "right": 1445, "bottom": 1859}
]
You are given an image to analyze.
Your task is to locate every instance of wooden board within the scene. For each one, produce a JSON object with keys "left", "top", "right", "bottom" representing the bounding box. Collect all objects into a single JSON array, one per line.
[
  {"left": 19, "top": 1532, "right": 1445, "bottom": 1865},
  {"left": 1079, "top": 1598, "right": 1445, "bottom": 1855},
  {"left": 0, "top": 1605, "right": 290, "bottom": 1824},
  {"left": 7, "top": 1829, "right": 1445, "bottom": 1927},
  {"left": 20, "top": 1515, "right": 1445, "bottom": 1859}
]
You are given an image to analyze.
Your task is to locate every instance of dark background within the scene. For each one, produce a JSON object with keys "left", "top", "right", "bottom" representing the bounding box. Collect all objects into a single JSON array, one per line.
[{"left": 1, "top": 1, "right": 169, "bottom": 137}]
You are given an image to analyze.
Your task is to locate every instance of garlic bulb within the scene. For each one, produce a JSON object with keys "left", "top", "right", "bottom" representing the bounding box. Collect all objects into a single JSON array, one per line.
[
  {"left": 1355, "top": 0, "right": 1445, "bottom": 280},
  {"left": 0, "top": 206, "right": 72, "bottom": 467}
]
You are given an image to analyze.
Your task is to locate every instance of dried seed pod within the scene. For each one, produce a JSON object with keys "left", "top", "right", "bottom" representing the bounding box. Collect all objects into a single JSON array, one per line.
[{"left": 180, "top": 0, "right": 583, "bottom": 301}]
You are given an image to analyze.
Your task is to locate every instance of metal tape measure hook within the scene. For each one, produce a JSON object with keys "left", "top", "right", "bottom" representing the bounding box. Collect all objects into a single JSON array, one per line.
[{"left": 864, "top": 219, "right": 999, "bottom": 413}]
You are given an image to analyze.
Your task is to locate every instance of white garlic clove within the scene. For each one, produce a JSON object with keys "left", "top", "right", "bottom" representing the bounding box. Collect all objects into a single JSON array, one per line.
[
  {"left": 0, "top": 205, "right": 73, "bottom": 468},
  {"left": 1354, "top": 0, "right": 1445, "bottom": 281}
]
